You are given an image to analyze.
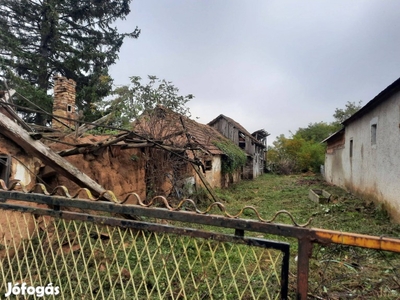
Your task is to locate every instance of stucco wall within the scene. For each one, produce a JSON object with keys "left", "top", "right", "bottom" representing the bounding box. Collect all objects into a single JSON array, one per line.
[
  {"left": 254, "top": 149, "right": 265, "bottom": 178},
  {"left": 325, "top": 93, "right": 400, "bottom": 221},
  {"left": 0, "top": 134, "right": 39, "bottom": 188},
  {"left": 0, "top": 134, "right": 41, "bottom": 258},
  {"left": 195, "top": 155, "right": 222, "bottom": 189},
  {"left": 204, "top": 155, "right": 222, "bottom": 188},
  {"left": 52, "top": 146, "right": 147, "bottom": 202}
]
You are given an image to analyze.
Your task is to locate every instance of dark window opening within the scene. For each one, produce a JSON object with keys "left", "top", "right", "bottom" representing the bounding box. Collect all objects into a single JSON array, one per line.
[
  {"left": 371, "top": 124, "right": 377, "bottom": 145},
  {"left": 349, "top": 139, "right": 353, "bottom": 158},
  {"left": 238, "top": 132, "right": 246, "bottom": 149},
  {"left": 0, "top": 155, "right": 11, "bottom": 186},
  {"left": 67, "top": 104, "right": 72, "bottom": 113},
  {"left": 205, "top": 160, "right": 212, "bottom": 171}
]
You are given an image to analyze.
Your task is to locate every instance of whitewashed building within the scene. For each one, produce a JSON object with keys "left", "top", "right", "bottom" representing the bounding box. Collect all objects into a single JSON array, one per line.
[{"left": 323, "top": 77, "right": 400, "bottom": 221}]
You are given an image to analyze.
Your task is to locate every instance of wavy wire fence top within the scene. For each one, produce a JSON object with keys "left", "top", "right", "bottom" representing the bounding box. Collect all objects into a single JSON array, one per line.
[{"left": 0, "top": 179, "right": 312, "bottom": 227}]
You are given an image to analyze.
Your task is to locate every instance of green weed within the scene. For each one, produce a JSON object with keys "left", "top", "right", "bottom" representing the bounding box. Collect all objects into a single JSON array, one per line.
[{"left": 214, "top": 174, "right": 400, "bottom": 299}]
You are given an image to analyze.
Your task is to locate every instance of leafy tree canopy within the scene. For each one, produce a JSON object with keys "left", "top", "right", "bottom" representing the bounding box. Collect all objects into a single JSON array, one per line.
[
  {"left": 267, "top": 100, "right": 363, "bottom": 174},
  {"left": 333, "top": 100, "right": 362, "bottom": 125},
  {"left": 293, "top": 121, "right": 338, "bottom": 143},
  {"left": 102, "top": 75, "right": 194, "bottom": 129},
  {"left": 0, "top": 0, "right": 140, "bottom": 124},
  {"left": 267, "top": 134, "right": 325, "bottom": 174}
]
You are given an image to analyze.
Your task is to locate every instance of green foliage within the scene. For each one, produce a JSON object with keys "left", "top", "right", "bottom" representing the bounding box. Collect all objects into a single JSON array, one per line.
[
  {"left": 293, "top": 121, "right": 338, "bottom": 143},
  {"left": 0, "top": 0, "right": 139, "bottom": 123},
  {"left": 267, "top": 134, "right": 325, "bottom": 174},
  {"left": 86, "top": 129, "right": 121, "bottom": 136},
  {"left": 186, "top": 186, "right": 212, "bottom": 207},
  {"left": 332, "top": 100, "right": 362, "bottom": 125},
  {"left": 130, "top": 154, "right": 140, "bottom": 161},
  {"left": 4, "top": 73, "right": 53, "bottom": 124},
  {"left": 268, "top": 101, "right": 363, "bottom": 174},
  {"left": 215, "top": 174, "right": 400, "bottom": 298},
  {"left": 103, "top": 75, "right": 194, "bottom": 128},
  {"left": 213, "top": 140, "right": 247, "bottom": 174},
  {"left": 297, "top": 140, "right": 325, "bottom": 172}
]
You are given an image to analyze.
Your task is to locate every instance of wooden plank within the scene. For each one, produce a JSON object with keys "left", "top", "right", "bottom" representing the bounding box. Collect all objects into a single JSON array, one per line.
[
  {"left": 0, "top": 90, "right": 34, "bottom": 132},
  {"left": 66, "top": 113, "right": 113, "bottom": 137},
  {"left": 0, "top": 110, "right": 112, "bottom": 201},
  {"left": 58, "top": 133, "right": 130, "bottom": 157},
  {"left": 1, "top": 89, "right": 16, "bottom": 102},
  {"left": 191, "top": 163, "right": 219, "bottom": 202}
]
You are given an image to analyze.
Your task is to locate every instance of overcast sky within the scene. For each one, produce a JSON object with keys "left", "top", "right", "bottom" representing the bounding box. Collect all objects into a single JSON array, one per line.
[{"left": 109, "top": 0, "right": 400, "bottom": 145}]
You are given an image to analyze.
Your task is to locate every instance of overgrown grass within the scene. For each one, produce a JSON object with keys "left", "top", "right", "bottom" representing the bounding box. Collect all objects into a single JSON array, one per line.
[
  {"left": 4, "top": 174, "right": 399, "bottom": 299},
  {"left": 1, "top": 219, "right": 282, "bottom": 299},
  {"left": 214, "top": 174, "right": 400, "bottom": 235},
  {"left": 212, "top": 173, "right": 400, "bottom": 299}
]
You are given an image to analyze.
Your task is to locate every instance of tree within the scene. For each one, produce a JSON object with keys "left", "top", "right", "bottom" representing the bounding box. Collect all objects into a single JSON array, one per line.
[
  {"left": 102, "top": 76, "right": 195, "bottom": 199},
  {"left": 267, "top": 134, "right": 325, "bottom": 174},
  {"left": 103, "top": 75, "right": 194, "bottom": 129},
  {"left": 0, "top": 0, "right": 140, "bottom": 123},
  {"left": 333, "top": 100, "right": 362, "bottom": 125},
  {"left": 267, "top": 101, "right": 363, "bottom": 174},
  {"left": 293, "top": 121, "right": 338, "bottom": 143}
]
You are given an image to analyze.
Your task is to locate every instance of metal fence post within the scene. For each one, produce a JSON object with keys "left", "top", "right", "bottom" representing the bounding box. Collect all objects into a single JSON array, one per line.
[{"left": 297, "top": 238, "right": 313, "bottom": 300}]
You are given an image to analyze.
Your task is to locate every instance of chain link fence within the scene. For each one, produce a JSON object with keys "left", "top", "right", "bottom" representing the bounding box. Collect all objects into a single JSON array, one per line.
[
  {"left": 3, "top": 187, "right": 399, "bottom": 299},
  {"left": 0, "top": 206, "right": 289, "bottom": 299}
]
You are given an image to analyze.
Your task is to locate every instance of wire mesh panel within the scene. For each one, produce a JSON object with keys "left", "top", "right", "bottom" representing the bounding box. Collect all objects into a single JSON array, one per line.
[{"left": 0, "top": 210, "right": 289, "bottom": 300}]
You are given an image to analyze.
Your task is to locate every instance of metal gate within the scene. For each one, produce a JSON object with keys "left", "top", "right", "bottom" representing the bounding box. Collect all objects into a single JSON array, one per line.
[
  {"left": 0, "top": 187, "right": 290, "bottom": 299},
  {"left": 1, "top": 184, "right": 400, "bottom": 299}
]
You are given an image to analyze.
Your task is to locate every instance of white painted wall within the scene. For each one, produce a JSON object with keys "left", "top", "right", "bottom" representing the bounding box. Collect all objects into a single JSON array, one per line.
[
  {"left": 13, "top": 163, "right": 31, "bottom": 185},
  {"left": 11, "top": 158, "right": 38, "bottom": 186},
  {"left": 199, "top": 155, "right": 222, "bottom": 188},
  {"left": 325, "top": 93, "right": 400, "bottom": 220},
  {"left": 253, "top": 151, "right": 264, "bottom": 178}
]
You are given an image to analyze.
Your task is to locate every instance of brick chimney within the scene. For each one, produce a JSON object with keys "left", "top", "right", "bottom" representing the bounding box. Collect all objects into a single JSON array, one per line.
[{"left": 52, "top": 75, "right": 76, "bottom": 130}]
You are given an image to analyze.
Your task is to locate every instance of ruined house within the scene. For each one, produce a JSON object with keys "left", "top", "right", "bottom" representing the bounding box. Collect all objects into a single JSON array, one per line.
[
  {"left": 0, "top": 131, "right": 40, "bottom": 258},
  {"left": 208, "top": 114, "right": 268, "bottom": 179},
  {"left": 1, "top": 76, "right": 244, "bottom": 205},
  {"left": 45, "top": 76, "right": 147, "bottom": 201},
  {"left": 133, "top": 106, "right": 244, "bottom": 198},
  {"left": 323, "top": 77, "right": 400, "bottom": 221},
  {"left": 0, "top": 76, "right": 147, "bottom": 202},
  {"left": 0, "top": 90, "right": 41, "bottom": 189},
  {"left": 0, "top": 91, "right": 48, "bottom": 257}
]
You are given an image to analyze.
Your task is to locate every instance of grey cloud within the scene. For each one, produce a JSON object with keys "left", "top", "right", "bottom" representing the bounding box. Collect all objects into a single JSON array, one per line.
[{"left": 110, "top": 0, "right": 400, "bottom": 143}]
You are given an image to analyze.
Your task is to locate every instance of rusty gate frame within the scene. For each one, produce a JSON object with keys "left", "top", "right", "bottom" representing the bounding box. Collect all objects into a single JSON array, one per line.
[
  {"left": 1, "top": 189, "right": 400, "bottom": 299},
  {"left": 0, "top": 190, "right": 291, "bottom": 299}
]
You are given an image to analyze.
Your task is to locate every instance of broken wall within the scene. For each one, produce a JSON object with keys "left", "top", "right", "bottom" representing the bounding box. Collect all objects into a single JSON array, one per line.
[
  {"left": 194, "top": 154, "right": 222, "bottom": 189},
  {"left": 0, "top": 134, "right": 41, "bottom": 187},
  {"left": 0, "top": 133, "right": 42, "bottom": 258},
  {"left": 46, "top": 135, "right": 146, "bottom": 203}
]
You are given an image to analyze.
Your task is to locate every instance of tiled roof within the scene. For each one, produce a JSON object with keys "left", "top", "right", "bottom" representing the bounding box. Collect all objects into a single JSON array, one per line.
[{"left": 133, "top": 106, "right": 228, "bottom": 155}]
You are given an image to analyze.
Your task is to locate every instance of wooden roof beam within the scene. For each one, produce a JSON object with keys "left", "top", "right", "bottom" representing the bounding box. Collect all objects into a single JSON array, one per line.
[{"left": 0, "top": 110, "right": 113, "bottom": 201}]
